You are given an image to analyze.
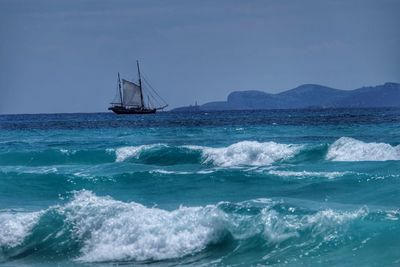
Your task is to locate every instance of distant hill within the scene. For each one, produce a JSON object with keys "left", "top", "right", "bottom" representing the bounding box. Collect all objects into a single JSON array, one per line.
[{"left": 172, "top": 82, "right": 400, "bottom": 111}]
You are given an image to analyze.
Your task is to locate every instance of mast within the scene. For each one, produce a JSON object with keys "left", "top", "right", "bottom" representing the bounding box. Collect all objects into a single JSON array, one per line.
[
  {"left": 118, "top": 72, "right": 123, "bottom": 106},
  {"left": 137, "top": 60, "right": 145, "bottom": 108}
]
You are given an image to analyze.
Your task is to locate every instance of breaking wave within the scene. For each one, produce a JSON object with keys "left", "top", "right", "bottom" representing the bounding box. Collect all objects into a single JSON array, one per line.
[
  {"left": 2, "top": 138, "right": 399, "bottom": 169},
  {"left": 1, "top": 191, "right": 396, "bottom": 263},
  {"left": 115, "top": 141, "right": 302, "bottom": 167},
  {"left": 199, "top": 141, "right": 302, "bottom": 167},
  {"left": 326, "top": 137, "right": 400, "bottom": 161},
  {"left": 0, "top": 211, "right": 42, "bottom": 249},
  {"left": 115, "top": 144, "right": 167, "bottom": 162}
]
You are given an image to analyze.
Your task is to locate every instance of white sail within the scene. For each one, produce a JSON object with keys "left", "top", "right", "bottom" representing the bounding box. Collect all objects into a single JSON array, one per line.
[{"left": 122, "top": 79, "right": 142, "bottom": 107}]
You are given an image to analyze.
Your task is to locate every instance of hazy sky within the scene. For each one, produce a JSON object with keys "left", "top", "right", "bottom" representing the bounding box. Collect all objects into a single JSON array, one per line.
[{"left": 0, "top": 0, "right": 399, "bottom": 114}]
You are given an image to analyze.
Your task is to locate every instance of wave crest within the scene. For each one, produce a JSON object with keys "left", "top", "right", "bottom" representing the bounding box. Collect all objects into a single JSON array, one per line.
[
  {"left": 1, "top": 191, "right": 390, "bottom": 263},
  {"left": 0, "top": 211, "right": 41, "bottom": 249},
  {"left": 201, "top": 141, "right": 301, "bottom": 167},
  {"left": 115, "top": 141, "right": 301, "bottom": 167},
  {"left": 115, "top": 144, "right": 166, "bottom": 162},
  {"left": 63, "top": 191, "right": 225, "bottom": 262},
  {"left": 326, "top": 137, "right": 400, "bottom": 161}
]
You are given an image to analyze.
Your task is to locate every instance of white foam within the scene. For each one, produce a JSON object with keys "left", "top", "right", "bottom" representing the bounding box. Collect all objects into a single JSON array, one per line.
[
  {"left": 115, "top": 141, "right": 301, "bottom": 166},
  {"left": 0, "top": 166, "right": 58, "bottom": 175},
  {"left": 268, "top": 170, "right": 349, "bottom": 179},
  {"left": 0, "top": 211, "right": 41, "bottom": 248},
  {"left": 115, "top": 144, "right": 165, "bottom": 162},
  {"left": 150, "top": 169, "right": 217, "bottom": 175},
  {"left": 201, "top": 141, "right": 301, "bottom": 167},
  {"left": 60, "top": 149, "right": 76, "bottom": 155},
  {"left": 0, "top": 191, "right": 373, "bottom": 262},
  {"left": 261, "top": 207, "right": 367, "bottom": 244},
  {"left": 196, "top": 169, "right": 217, "bottom": 174},
  {"left": 105, "top": 148, "right": 115, "bottom": 154},
  {"left": 62, "top": 191, "right": 226, "bottom": 262},
  {"left": 385, "top": 210, "right": 400, "bottom": 221},
  {"left": 326, "top": 137, "right": 400, "bottom": 161},
  {"left": 150, "top": 169, "right": 191, "bottom": 175}
]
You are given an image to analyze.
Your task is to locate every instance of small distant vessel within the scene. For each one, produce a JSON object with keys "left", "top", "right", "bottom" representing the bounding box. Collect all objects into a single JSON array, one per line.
[{"left": 108, "top": 61, "right": 168, "bottom": 114}]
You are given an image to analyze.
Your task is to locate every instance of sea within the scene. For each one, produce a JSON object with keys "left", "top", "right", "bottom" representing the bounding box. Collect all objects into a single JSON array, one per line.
[{"left": 0, "top": 108, "right": 399, "bottom": 267}]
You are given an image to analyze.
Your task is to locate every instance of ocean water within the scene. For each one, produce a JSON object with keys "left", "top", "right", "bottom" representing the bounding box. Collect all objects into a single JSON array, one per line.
[{"left": 0, "top": 108, "right": 399, "bottom": 267}]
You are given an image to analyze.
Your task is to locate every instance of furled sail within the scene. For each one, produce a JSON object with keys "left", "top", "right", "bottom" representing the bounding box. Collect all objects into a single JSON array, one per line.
[{"left": 122, "top": 79, "right": 142, "bottom": 107}]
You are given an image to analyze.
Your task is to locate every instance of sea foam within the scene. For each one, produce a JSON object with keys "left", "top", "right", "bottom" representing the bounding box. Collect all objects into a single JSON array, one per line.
[
  {"left": 0, "top": 191, "right": 379, "bottom": 263},
  {"left": 63, "top": 191, "right": 226, "bottom": 262},
  {"left": 66, "top": 192, "right": 367, "bottom": 262},
  {"left": 201, "top": 141, "right": 301, "bottom": 167},
  {"left": 0, "top": 211, "right": 41, "bottom": 248},
  {"left": 268, "top": 170, "right": 349, "bottom": 179},
  {"left": 115, "top": 144, "right": 166, "bottom": 162},
  {"left": 261, "top": 207, "right": 367, "bottom": 244},
  {"left": 326, "top": 137, "right": 400, "bottom": 161},
  {"left": 115, "top": 141, "right": 301, "bottom": 167}
]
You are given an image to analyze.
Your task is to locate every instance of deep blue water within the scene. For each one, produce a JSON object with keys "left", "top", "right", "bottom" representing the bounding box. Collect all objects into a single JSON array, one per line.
[{"left": 0, "top": 108, "right": 399, "bottom": 266}]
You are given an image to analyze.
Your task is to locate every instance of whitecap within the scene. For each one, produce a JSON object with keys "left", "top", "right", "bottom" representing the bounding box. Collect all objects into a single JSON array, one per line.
[
  {"left": 150, "top": 169, "right": 217, "bottom": 175},
  {"left": 60, "top": 149, "right": 76, "bottom": 155},
  {"left": 201, "top": 141, "right": 301, "bottom": 167},
  {"left": 261, "top": 207, "right": 368, "bottom": 244},
  {"left": 0, "top": 211, "right": 41, "bottom": 248},
  {"left": 115, "top": 144, "right": 166, "bottom": 162},
  {"left": 149, "top": 169, "right": 191, "bottom": 175},
  {"left": 62, "top": 191, "right": 226, "bottom": 262},
  {"left": 114, "top": 141, "right": 301, "bottom": 167},
  {"left": 0, "top": 166, "right": 58, "bottom": 175},
  {"left": 268, "top": 170, "right": 349, "bottom": 179},
  {"left": 0, "top": 191, "right": 375, "bottom": 263},
  {"left": 326, "top": 137, "right": 400, "bottom": 161}
]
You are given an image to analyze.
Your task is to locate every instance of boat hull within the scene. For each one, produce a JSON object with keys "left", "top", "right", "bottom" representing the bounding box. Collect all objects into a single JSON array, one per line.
[{"left": 108, "top": 106, "right": 156, "bottom": 114}]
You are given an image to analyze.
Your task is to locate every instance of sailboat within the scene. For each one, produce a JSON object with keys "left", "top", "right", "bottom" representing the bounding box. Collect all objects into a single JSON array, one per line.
[{"left": 108, "top": 61, "right": 168, "bottom": 114}]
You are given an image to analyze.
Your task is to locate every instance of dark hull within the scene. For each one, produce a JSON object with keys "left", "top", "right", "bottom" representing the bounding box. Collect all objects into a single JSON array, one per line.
[{"left": 108, "top": 106, "right": 156, "bottom": 114}]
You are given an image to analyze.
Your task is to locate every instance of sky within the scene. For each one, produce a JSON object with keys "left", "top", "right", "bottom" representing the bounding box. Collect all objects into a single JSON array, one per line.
[{"left": 0, "top": 0, "right": 399, "bottom": 114}]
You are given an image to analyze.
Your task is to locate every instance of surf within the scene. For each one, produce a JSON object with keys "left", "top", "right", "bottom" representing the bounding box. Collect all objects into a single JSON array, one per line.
[
  {"left": 1, "top": 190, "right": 398, "bottom": 265},
  {"left": 115, "top": 141, "right": 302, "bottom": 167},
  {"left": 326, "top": 137, "right": 400, "bottom": 161}
]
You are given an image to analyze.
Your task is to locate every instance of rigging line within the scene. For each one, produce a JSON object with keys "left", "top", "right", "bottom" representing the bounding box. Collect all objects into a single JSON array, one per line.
[
  {"left": 142, "top": 76, "right": 167, "bottom": 105},
  {"left": 141, "top": 83, "right": 157, "bottom": 100},
  {"left": 141, "top": 72, "right": 168, "bottom": 105},
  {"left": 147, "top": 95, "right": 155, "bottom": 109},
  {"left": 140, "top": 71, "right": 168, "bottom": 109},
  {"left": 144, "top": 90, "right": 164, "bottom": 109},
  {"left": 142, "top": 86, "right": 162, "bottom": 106}
]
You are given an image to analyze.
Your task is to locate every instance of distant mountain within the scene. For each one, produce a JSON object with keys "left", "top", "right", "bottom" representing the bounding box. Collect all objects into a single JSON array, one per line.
[{"left": 172, "top": 82, "right": 400, "bottom": 111}]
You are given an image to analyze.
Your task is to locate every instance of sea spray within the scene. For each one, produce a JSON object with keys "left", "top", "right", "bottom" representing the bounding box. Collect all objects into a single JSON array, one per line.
[
  {"left": 0, "top": 191, "right": 391, "bottom": 264},
  {"left": 116, "top": 141, "right": 302, "bottom": 167},
  {"left": 200, "top": 141, "right": 302, "bottom": 167},
  {"left": 0, "top": 211, "right": 42, "bottom": 249},
  {"left": 326, "top": 137, "right": 400, "bottom": 161}
]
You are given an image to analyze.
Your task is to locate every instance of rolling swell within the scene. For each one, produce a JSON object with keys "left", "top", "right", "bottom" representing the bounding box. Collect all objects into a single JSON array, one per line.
[
  {"left": 1, "top": 138, "right": 398, "bottom": 169},
  {"left": 111, "top": 137, "right": 397, "bottom": 165},
  {"left": 115, "top": 138, "right": 400, "bottom": 166},
  {"left": 115, "top": 144, "right": 203, "bottom": 165},
  {"left": 1, "top": 190, "right": 397, "bottom": 265},
  {"left": 115, "top": 141, "right": 302, "bottom": 166}
]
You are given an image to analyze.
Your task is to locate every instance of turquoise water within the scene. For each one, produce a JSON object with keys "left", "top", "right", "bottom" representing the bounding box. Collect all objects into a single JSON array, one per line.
[{"left": 0, "top": 109, "right": 399, "bottom": 266}]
